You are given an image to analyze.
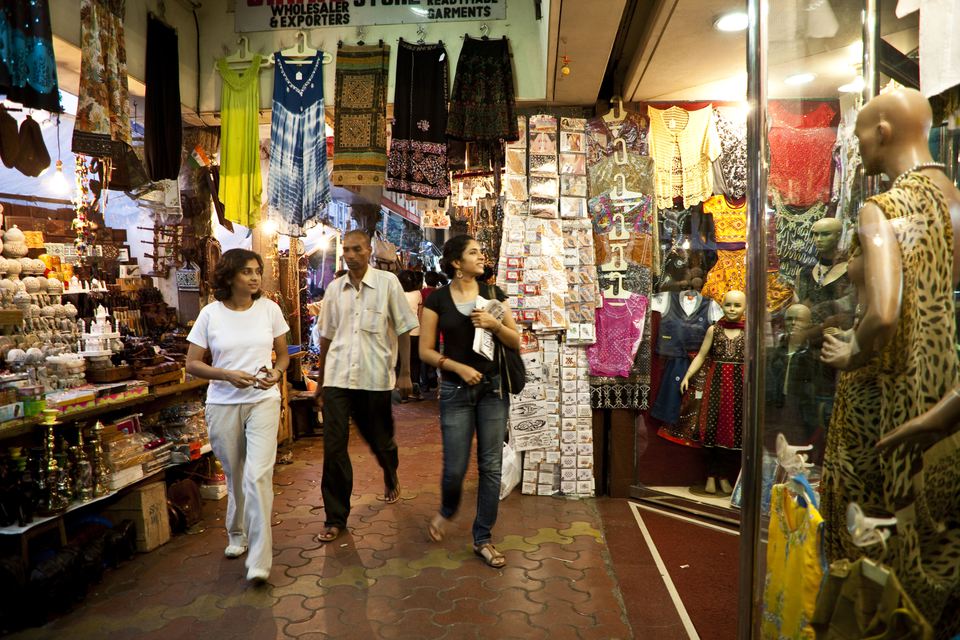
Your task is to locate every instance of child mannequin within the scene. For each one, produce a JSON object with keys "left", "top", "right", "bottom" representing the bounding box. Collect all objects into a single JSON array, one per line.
[{"left": 680, "top": 290, "right": 746, "bottom": 494}]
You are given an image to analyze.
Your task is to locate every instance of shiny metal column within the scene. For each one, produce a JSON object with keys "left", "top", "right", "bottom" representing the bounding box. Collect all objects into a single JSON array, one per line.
[
  {"left": 863, "top": 0, "right": 882, "bottom": 196},
  {"left": 737, "top": 0, "right": 768, "bottom": 636},
  {"left": 863, "top": 0, "right": 879, "bottom": 100}
]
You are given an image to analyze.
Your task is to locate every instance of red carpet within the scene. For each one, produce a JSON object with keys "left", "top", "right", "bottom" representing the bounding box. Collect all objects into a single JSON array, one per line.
[{"left": 599, "top": 500, "right": 740, "bottom": 639}]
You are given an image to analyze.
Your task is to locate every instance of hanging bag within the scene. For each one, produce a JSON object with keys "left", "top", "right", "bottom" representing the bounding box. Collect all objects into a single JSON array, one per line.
[
  {"left": 810, "top": 558, "right": 933, "bottom": 640},
  {"left": 486, "top": 285, "right": 526, "bottom": 394},
  {"left": 373, "top": 231, "right": 401, "bottom": 271}
]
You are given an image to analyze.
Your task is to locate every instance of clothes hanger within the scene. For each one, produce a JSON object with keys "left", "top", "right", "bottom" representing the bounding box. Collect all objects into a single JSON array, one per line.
[
  {"left": 273, "top": 30, "right": 333, "bottom": 65},
  {"left": 847, "top": 502, "right": 897, "bottom": 552},
  {"left": 340, "top": 26, "right": 376, "bottom": 48},
  {"left": 614, "top": 138, "right": 628, "bottom": 165},
  {"left": 603, "top": 96, "right": 627, "bottom": 124},
  {"left": 608, "top": 213, "right": 629, "bottom": 241},
  {"left": 220, "top": 37, "right": 269, "bottom": 70},
  {"left": 600, "top": 244, "right": 626, "bottom": 272},
  {"left": 462, "top": 23, "right": 495, "bottom": 40},
  {"left": 610, "top": 173, "right": 644, "bottom": 201},
  {"left": 775, "top": 433, "right": 814, "bottom": 476},
  {"left": 417, "top": 24, "right": 427, "bottom": 44},
  {"left": 603, "top": 272, "right": 631, "bottom": 301}
]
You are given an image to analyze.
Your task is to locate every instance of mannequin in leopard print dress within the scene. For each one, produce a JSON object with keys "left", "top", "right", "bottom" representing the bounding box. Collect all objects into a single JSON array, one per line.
[{"left": 820, "top": 89, "right": 960, "bottom": 636}]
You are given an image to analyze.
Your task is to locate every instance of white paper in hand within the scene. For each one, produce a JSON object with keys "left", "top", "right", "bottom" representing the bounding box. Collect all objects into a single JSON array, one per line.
[{"left": 472, "top": 296, "right": 506, "bottom": 361}]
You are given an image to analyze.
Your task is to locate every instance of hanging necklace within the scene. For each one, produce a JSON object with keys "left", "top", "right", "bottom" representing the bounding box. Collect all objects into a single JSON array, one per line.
[
  {"left": 814, "top": 262, "right": 840, "bottom": 286},
  {"left": 891, "top": 161, "right": 945, "bottom": 189}
]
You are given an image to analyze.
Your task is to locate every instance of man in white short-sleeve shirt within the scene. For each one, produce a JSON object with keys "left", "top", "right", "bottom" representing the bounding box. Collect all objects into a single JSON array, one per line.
[{"left": 313, "top": 230, "right": 418, "bottom": 543}]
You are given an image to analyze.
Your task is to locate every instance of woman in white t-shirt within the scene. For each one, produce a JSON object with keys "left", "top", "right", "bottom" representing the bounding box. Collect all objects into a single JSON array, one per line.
[{"left": 186, "top": 249, "right": 290, "bottom": 584}]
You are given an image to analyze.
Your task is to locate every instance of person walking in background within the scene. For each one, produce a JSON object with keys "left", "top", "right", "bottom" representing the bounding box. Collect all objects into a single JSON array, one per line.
[
  {"left": 420, "top": 271, "right": 443, "bottom": 392},
  {"left": 185, "top": 249, "right": 290, "bottom": 584},
  {"left": 419, "top": 235, "right": 521, "bottom": 568},
  {"left": 398, "top": 270, "right": 424, "bottom": 401},
  {"left": 313, "top": 230, "right": 419, "bottom": 544}
]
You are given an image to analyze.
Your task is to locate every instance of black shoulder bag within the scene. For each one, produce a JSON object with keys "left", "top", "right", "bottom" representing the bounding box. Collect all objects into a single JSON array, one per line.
[{"left": 486, "top": 286, "right": 526, "bottom": 394}]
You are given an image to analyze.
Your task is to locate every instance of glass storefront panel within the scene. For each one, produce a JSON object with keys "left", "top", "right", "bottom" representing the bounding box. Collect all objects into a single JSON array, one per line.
[{"left": 743, "top": 0, "right": 960, "bottom": 636}]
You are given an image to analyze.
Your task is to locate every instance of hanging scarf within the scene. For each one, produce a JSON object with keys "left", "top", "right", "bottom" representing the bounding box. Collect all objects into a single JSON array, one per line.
[{"left": 718, "top": 318, "right": 745, "bottom": 330}]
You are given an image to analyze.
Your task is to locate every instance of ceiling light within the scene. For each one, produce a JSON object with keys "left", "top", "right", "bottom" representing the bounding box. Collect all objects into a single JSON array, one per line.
[
  {"left": 784, "top": 72, "right": 816, "bottom": 85},
  {"left": 714, "top": 12, "right": 749, "bottom": 32},
  {"left": 839, "top": 76, "right": 865, "bottom": 93}
]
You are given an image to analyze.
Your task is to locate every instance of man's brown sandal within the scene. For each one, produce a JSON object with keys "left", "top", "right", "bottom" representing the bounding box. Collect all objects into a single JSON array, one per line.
[{"left": 316, "top": 526, "right": 342, "bottom": 544}]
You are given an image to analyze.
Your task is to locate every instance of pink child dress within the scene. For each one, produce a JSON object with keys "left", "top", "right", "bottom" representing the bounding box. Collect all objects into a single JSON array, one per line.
[{"left": 587, "top": 293, "right": 649, "bottom": 377}]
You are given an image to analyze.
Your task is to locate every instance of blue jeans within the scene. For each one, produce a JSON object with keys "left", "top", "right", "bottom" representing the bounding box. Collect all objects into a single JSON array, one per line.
[{"left": 438, "top": 374, "right": 509, "bottom": 546}]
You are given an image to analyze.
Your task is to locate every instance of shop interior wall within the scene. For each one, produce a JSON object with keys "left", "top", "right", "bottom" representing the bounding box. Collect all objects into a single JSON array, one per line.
[{"left": 0, "top": 116, "right": 182, "bottom": 311}]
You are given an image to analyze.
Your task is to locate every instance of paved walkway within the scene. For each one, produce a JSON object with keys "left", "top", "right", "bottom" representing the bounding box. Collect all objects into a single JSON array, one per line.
[{"left": 11, "top": 399, "right": 735, "bottom": 639}]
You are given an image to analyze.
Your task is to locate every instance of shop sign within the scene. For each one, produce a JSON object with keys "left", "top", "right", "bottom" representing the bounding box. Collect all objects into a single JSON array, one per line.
[{"left": 235, "top": 0, "right": 507, "bottom": 33}]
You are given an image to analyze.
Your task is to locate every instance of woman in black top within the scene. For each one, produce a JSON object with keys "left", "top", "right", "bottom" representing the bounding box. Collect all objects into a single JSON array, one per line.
[{"left": 420, "top": 235, "right": 521, "bottom": 568}]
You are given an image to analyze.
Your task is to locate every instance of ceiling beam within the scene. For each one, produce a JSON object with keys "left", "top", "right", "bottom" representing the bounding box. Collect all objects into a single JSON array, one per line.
[{"left": 622, "top": 0, "right": 679, "bottom": 102}]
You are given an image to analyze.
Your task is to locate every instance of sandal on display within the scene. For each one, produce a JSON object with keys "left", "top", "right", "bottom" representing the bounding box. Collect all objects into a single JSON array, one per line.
[
  {"left": 473, "top": 543, "right": 506, "bottom": 568},
  {"left": 316, "top": 526, "right": 342, "bottom": 544},
  {"left": 427, "top": 514, "right": 448, "bottom": 542}
]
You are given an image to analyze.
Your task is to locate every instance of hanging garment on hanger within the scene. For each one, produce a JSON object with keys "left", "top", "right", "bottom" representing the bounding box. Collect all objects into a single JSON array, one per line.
[
  {"left": 216, "top": 55, "right": 263, "bottom": 227},
  {"left": 0, "top": 0, "right": 59, "bottom": 111},
  {"left": 144, "top": 14, "right": 182, "bottom": 181},
  {"left": 773, "top": 194, "right": 825, "bottom": 283},
  {"left": 586, "top": 111, "right": 648, "bottom": 163},
  {"left": 585, "top": 112, "right": 653, "bottom": 198},
  {"left": 769, "top": 125, "right": 836, "bottom": 207},
  {"left": 820, "top": 173, "right": 960, "bottom": 635},
  {"left": 587, "top": 293, "right": 648, "bottom": 378},
  {"left": 386, "top": 40, "right": 450, "bottom": 199},
  {"left": 703, "top": 195, "right": 747, "bottom": 245},
  {"left": 266, "top": 51, "right": 329, "bottom": 236},
  {"left": 331, "top": 43, "right": 390, "bottom": 187},
  {"left": 650, "top": 291, "right": 720, "bottom": 428},
  {"left": 447, "top": 36, "right": 518, "bottom": 144},
  {"left": 769, "top": 101, "right": 837, "bottom": 129},
  {"left": 701, "top": 250, "right": 794, "bottom": 313},
  {"left": 711, "top": 108, "right": 747, "bottom": 200},
  {"left": 72, "top": 0, "right": 139, "bottom": 169},
  {"left": 648, "top": 105, "right": 721, "bottom": 210},
  {"left": 762, "top": 480, "right": 826, "bottom": 640}
]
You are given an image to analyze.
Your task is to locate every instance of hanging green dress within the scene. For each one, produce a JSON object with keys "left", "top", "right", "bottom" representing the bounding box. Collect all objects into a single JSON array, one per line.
[{"left": 216, "top": 56, "right": 262, "bottom": 228}]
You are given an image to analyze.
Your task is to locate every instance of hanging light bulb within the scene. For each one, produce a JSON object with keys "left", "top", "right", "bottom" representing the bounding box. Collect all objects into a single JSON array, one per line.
[
  {"left": 46, "top": 114, "right": 70, "bottom": 194},
  {"left": 48, "top": 159, "right": 70, "bottom": 194},
  {"left": 261, "top": 219, "right": 279, "bottom": 235}
]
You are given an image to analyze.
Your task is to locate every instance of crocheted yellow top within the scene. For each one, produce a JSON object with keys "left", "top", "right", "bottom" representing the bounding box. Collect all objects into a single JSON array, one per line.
[{"left": 648, "top": 105, "right": 720, "bottom": 210}]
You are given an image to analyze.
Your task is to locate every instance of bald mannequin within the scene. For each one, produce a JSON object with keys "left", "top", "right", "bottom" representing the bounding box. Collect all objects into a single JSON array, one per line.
[
  {"left": 822, "top": 89, "right": 960, "bottom": 369},
  {"left": 809, "top": 218, "right": 843, "bottom": 267},
  {"left": 795, "top": 217, "right": 854, "bottom": 350},
  {"left": 818, "top": 90, "right": 960, "bottom": 631},
  {"left": 681, "top": 289, "right": 746, "bottom": 395},
  {"left": 682, "top": 290, "right": 746, "bottom": 494},
  {"left": 784, "top": 304, "right": 812, "bottom": 350}
]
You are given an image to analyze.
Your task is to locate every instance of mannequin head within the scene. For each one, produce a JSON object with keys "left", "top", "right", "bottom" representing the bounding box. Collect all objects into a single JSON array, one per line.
[
  {"left": 855, "top": 88, "right": 934, "bottom": 177},
  {"left": 722, "top": 290, "right": 746, "bottom": 322},
  {"left": 784, "top": 304, "right": 812, "bottom": 336},
  {"left": 810, "top": 218, "right": 843, "bottom": 258}
]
